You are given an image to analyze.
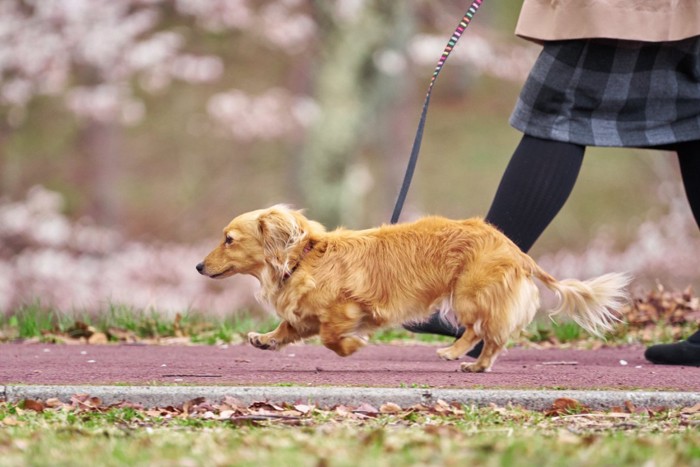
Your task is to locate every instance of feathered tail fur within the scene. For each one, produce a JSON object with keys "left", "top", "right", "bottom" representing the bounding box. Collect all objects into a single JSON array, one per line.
[{"left": 535, "top": 269, "right": 631, "bottom": 337}]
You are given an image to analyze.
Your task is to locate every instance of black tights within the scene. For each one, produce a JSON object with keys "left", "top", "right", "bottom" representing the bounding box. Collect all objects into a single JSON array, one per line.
[
  {"left": 675, "top": 140, "right": 700, "bottom": 230},
  {"left": 485, "top": 135, "right": 584, "bottom": 252},
  {"left": 486, "top": 135, "right": 700, "bottom": 253}
]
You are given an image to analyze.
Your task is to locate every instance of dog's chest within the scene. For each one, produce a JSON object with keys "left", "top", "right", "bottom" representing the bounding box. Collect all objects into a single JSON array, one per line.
[{"left": 270, "top": 273, "right": 317, "bottom": 324}]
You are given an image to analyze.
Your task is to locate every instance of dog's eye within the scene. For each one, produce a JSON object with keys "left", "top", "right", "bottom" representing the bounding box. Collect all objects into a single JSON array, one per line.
[{"left": 224, "top": 235, "right": 233, "bottom": 246}]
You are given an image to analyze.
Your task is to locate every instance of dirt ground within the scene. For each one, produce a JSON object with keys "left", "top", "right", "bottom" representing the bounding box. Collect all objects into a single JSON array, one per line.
[{"left": 1, "top": 342, "right": 698, "bottom": 391}]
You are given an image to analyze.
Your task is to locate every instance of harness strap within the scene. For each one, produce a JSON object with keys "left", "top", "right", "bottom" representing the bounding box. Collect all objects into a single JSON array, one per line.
[{"left": 391, "top": 0, "right": 485, "bottom": 224}]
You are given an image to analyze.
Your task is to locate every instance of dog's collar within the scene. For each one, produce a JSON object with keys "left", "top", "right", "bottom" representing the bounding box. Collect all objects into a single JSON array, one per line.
[{"left": 283, "top": 241, "right": 315, "bottom": 282}]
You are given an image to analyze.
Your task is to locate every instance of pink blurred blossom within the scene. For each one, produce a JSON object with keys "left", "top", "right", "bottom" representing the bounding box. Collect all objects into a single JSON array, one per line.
[
  {"left": 0, "top": 0, "right": 223, "bottom": 125},
  {"left": 408, "top": 33, "right": 539, "bottom": 83},
  {"left": 0, "top": 187, "right": 259, "bottom": 316},
  {"left": 175, "top": 0, "right": 253, "bottom": 32},
  {"left": 537, "top": 182, "right": 700, "bottom": 289},
  {"left": 207, "top": 88, "right": 318, "bottom": 141}
]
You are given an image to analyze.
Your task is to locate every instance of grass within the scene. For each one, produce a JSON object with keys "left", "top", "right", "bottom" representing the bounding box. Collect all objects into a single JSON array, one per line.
[
  {"left": 0, "top": 302, "right": 280, "bottom": 345},
  {"left": 1, "top": 400, "right": 698, "bottom": 466},
  {"left": 5, "top": 302, "right": 68, "bottom": 340},
  {"left": 0, "top": 302, "right": 451, "bottom": 345},
  {"left": 1, "top": 299, "right": 698, "bottom": 347},
  {"left": 526, "top": 321, "right": 583, "bottom": 344}
]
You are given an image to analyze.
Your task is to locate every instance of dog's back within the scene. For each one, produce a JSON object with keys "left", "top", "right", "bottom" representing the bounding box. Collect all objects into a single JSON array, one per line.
[{"left": 300, "top": 216, "right": 525, "bottom": 323}]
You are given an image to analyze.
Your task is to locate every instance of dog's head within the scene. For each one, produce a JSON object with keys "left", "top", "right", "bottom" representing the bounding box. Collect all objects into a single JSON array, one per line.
[{"left": 196, "top": 205, "right": 325, "bottom": 282}]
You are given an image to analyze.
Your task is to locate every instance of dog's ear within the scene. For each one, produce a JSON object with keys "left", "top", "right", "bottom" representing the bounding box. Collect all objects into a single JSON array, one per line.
[{"left": 257, "top": 206, "right": 305, "bottom": 273}]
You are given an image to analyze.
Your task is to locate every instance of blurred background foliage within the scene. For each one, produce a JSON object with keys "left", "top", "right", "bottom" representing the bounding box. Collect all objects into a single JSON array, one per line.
[{"left": 0, "top": 0, "right": 698, "bottom": 315}]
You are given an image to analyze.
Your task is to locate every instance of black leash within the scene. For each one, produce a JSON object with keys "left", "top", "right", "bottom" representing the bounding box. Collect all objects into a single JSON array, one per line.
[{"left": 391, "top": 0, "right": 485, "bottom": 224}]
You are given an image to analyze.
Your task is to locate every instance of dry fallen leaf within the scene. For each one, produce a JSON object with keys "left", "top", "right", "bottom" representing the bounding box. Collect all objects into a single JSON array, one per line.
[
  {"left": 621, "top": 285, "right": 700, "bottom": 329},
  {"left": 45, "top": 398, "right": 63, "bottom": 409},
  {"left": 681, "top": 403, "right": 700, "bottom": 415},
  {"left": 182, "top": 397, "right": 206, "bottom": 415},
  {"left": 223, "top": 396, "right": 245, "bottom": 408},
  {"left": 545, "top": 397, "right": 589, "bottom": 417},
  {"left": 107, "top": 327, "right": 138, "bottom": 343},
  {"left": 70, "top": 394, "right": 102, "bottom": 410},
  {"left": 87, "top": 332, "right": 109, "bottom": 344},
  {"left": 379, "top": 402, "right": 402, "bottom": 414},
  {"left": 294, "top": 404, "right": 313, "bottom": 414},
  {"left": 433, "top": 399, "right": 452, "bottom": 414},
  {"left": 334, "top": 405, "right": 354, "bottom": 418},
  {"left": 354, "top": 403, "right": 379, "bottom": 415},
  {"left": 407, "top": 404, "right": 430, "bottom": 412},
  {"left": 22, "top": 399, "right": 45, "bottom": 413}
]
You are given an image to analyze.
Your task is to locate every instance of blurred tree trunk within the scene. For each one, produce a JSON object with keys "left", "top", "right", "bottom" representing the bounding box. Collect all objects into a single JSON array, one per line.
[
  {"left": 301, "top": 1, "right": 412, "bottom": 228},
  {"left": 76, "top": 119, "right": 122, "bottom": 227}
]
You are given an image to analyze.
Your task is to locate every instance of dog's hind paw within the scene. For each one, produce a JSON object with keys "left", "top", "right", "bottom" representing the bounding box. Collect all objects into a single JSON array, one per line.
[
  {"left": 248, "top": 332, "right": 278, "bottom": 351},
  {"left": 460, "top": 362, "right": 491, "bottom": 373},
  {"left": 436, "top": 347, "right": 461, "bottom": 361}
]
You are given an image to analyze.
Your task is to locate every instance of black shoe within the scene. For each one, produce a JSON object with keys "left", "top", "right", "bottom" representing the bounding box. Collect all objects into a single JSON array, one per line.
[
  {"left": 465, "top": 340, "right": 483, "bottom": 359},
  {"left": 403, "top": 312, "right": 464, "bottom": 338},
  {"left": 644, "top": 330, "right": 700, "bottom": 366},
  {"left": 403, "top": 312, "right": 483, "bottom": 358}
]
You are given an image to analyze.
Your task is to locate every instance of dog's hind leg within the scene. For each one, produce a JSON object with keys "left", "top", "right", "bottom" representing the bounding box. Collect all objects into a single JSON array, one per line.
[
  {"left": 436, "top": 325, "right": 481, "bottom": 361},
  {"left": 442, "top": 261, "right": 540, "bottom": 371},
  {"left": 457, "top": 275, "right": 539, "bottom": 372},
  {"left": 459, "top": 339, "right": 505, "bottom": 373},
  {"left": 436, "top": 273, "right": 495, "bottom": 362},
  {"left": 248, "top": 319, "right": 318, "bottom": 351}
]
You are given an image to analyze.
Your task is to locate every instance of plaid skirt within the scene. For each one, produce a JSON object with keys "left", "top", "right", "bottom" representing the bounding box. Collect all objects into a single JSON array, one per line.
[{"left": 510, "top": 37, "right": 700, "bottom": 147}]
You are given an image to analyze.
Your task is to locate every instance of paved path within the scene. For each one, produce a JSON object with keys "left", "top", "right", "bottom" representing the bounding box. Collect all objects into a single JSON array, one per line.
[
  {"left": 2, "top": 343, "right": 698, "bottom": 390},
  {"left": 2, "top": 343, "right": 698, "bottom": 409}
]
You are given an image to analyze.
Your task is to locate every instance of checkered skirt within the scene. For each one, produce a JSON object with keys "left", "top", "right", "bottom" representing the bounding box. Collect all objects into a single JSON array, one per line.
[{"left": 510, "top": 37, "right": 700, "bottom": 147}]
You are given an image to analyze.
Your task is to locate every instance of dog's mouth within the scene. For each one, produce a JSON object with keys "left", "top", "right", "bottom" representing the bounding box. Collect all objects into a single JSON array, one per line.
[{"left": 210, "top": 268, "right": 234, "bottom": 279}]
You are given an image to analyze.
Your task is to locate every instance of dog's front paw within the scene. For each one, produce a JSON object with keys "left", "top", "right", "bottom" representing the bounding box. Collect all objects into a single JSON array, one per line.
[
  {"left": 436, "top": 346, "right": 461, "bottom": 361},
  {"left": 460, "top": 362, "right": 491, "bottom": 373},
  {"left": 248, "top": 332, "right": 278, "bottom": 351}
]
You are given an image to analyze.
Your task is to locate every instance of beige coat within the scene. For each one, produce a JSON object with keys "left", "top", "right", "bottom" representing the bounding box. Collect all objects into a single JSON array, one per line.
[{"left": 516, "top": 0, "right": 700, "bottom": 42}]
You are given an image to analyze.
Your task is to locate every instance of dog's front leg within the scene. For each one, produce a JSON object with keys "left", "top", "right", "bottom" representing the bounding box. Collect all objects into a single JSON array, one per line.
[{"left": 248, "top": 320, "right": 318, "bottom": 351}]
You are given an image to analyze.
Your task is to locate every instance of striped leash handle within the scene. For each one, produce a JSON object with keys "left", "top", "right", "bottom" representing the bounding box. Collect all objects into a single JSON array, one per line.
[{"left": 391, "top": 0, "right": 485, "bottom": 224}]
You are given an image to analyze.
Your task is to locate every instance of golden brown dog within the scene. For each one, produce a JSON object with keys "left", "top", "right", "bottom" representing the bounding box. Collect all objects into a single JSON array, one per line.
[{"left": 196, "top": 205, "right": 630, "bottom": 372}]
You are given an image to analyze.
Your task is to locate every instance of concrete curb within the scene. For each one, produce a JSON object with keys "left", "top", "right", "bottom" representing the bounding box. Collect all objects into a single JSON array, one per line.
[{"left": 3, "top": 385, "right": 699, "bottom": 410}]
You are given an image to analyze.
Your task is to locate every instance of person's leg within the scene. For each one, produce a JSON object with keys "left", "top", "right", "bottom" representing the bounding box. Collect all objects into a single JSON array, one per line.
[
  {"left": 675, "top": 140, "right": 700, "bottom": 229},
  {"left": 645, "top": 140, "right": 700, "bottom": 366},
  {"left": 403, "top": 135, "right": 585, "bottom": 355},
  {"left": 484, "top": 135, "right": 585, "bottom": 252}
]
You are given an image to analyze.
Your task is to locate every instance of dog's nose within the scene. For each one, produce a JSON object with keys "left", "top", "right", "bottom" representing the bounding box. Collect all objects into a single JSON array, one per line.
[{"left": 196, "top": 262, "right": 205, "bottom": 274}]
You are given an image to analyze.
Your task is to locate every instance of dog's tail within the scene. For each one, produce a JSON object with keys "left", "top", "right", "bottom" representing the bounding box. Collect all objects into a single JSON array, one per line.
[{"left": 533, "top": 266, "right": 631, "bottom": 337}]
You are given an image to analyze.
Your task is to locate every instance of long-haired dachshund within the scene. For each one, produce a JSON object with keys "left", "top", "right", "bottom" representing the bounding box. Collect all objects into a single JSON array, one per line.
[{"left": 197, "top": 205, "right": 630, "bottom": 372}]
